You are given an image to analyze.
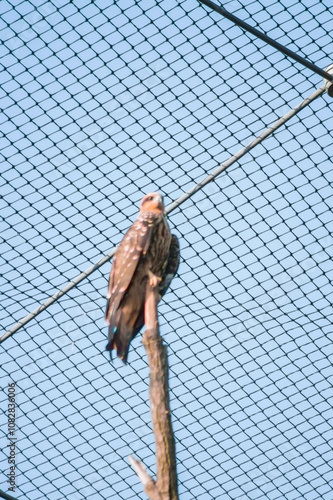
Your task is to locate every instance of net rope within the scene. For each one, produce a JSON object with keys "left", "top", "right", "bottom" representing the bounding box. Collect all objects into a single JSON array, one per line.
[{"left": 1, "top": 1, "right": 332, "bottom": 499}]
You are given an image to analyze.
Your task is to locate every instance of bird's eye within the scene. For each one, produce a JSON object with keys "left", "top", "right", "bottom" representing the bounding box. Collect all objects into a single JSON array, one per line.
[{"left": 147, "top": 196, "right": 153, "bottom": 201}]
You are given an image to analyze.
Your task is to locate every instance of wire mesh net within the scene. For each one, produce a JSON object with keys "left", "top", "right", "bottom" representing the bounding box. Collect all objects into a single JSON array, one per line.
[{"left": 1, "top": 0, "right": 333, "bottom": 499}]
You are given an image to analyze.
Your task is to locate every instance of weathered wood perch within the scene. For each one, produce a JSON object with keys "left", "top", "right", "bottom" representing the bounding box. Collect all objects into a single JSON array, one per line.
[{"left": 130, "top": 281, "right": 179, "bottom": 500}]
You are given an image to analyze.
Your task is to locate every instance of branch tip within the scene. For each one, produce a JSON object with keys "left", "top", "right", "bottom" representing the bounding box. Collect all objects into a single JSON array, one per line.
[{"left": 129, "top": 455, "right": 153, "bottom": 487}]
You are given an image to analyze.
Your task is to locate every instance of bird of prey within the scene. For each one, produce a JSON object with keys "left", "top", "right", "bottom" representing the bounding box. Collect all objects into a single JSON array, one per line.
[{"left": 105, "top": 193, "right": 179, "bottom": 363}]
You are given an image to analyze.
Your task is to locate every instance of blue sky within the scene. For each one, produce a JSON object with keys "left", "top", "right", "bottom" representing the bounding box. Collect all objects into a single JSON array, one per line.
[{"left": 1, "top": 0, "right": 333, "bottom": 499}]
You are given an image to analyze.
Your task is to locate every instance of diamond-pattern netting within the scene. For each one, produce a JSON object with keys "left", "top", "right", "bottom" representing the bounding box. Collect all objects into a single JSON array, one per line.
[{"left": 1, "top": 0, "right": 333, "bottom": 499}]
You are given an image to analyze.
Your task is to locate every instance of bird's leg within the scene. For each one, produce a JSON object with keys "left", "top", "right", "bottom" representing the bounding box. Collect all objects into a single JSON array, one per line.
[{"left": 148, "top": 270, "right": 162, "bottom": 288}]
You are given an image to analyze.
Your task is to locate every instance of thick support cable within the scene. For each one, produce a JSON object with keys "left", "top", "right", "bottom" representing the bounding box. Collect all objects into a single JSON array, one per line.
[
  {"left": 0, "top": 83, "right": 326, "bottom": 344},
  {"left": 0, "top": 249, "right": 116, "bottom": 344},
  {"left": 0, "top": 491, "right": 18, "bottom": 500},
  {"left": 166, "top": 84, "right": 326, "bottom": 213},
  {"left": 198, "top": 0, "right": 333, "bottom": 82}
]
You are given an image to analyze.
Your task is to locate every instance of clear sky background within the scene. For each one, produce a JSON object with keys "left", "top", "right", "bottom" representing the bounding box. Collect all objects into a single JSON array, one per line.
[{"left": 1, "top": 0, "right": 333, "bottom": 499}]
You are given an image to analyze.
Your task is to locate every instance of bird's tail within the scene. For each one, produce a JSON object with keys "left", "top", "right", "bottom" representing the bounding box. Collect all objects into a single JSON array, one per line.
[
  {"left": 106, "top": 324, "right": 131, "bottom": 364},
  {"left": 106, "top": 302, "right": 143, "bottom": 364}
]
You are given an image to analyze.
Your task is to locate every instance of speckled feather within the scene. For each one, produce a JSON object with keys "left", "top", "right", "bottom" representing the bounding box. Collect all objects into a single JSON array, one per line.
[{"left": 105, "top": 194, "right": 179, "bottom": 363}]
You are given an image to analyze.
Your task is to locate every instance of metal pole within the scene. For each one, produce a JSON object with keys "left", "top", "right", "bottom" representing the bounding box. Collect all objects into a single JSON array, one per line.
[
  {"left": 198, "top": 0, "right": 333, "bottom": 82},
  {"left": 0, "top": 490, "right": 19, "bottom": 500}
]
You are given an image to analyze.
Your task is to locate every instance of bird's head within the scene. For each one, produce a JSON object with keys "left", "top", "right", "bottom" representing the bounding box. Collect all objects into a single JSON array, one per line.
[{"left": 140, "top": 192, "right": 165, "bottom": 214}]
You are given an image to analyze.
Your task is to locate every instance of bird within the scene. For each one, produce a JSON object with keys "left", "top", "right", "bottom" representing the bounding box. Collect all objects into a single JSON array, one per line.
[{"left": 105, "top": 193, "right": 179, "bottom": 363}]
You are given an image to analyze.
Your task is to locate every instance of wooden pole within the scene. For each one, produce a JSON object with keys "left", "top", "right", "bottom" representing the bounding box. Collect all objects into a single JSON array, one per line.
[{"left": 130, "top": 281, "right": 178, "bottom": 500}]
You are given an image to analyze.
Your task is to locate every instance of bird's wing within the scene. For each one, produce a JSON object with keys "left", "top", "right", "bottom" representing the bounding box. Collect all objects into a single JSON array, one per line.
[
  {"left": 127, "top": 233, "right": 180, "bottom": 343},
  {"left": 159, "top": 234, "right": 180, "bottom": 298},
  {"left": 105, "top": 213, "right": 158, "bottom": 323}
]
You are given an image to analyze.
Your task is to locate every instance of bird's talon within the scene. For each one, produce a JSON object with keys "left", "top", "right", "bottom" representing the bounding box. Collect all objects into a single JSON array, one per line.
[{"left": 148, "top": 271, "right": 162, "bottom": 288}]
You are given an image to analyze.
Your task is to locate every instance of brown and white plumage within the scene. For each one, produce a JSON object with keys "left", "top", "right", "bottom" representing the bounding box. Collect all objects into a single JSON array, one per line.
[{"left": 105, "top": 193, "right": 179, "bottom": 363}]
